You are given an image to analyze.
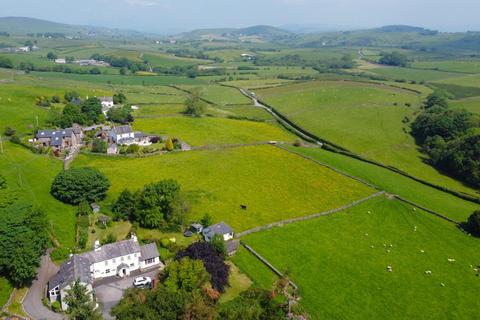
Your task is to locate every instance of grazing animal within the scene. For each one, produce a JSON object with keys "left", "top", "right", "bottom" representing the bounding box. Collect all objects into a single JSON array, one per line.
[{"left": 425, "top": 270, "right": 432, "bottom": 275}]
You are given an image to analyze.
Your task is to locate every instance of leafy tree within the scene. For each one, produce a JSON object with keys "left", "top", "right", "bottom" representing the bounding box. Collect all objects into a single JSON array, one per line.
[
  {"left": 0, "top": 56, "right": 13, "bottom": 69},
  {"left": 91, "top": 138, "right": 107, "bottom": 153},
  {"left": 219, "top": 288, "right": 287, "bottom": 320},
  {"left": 51, "top": 167, "right": 110, "bottom": 205},
  {"left": 106, "top": 105, "right": 133, "bottom": 124},
  {"left": 64, "top": 281, "right": 102, "bottom": 320},
  {"left": 89, "top": 67, "right": 101, "bottom": 75},
  {"left": 112, "top": 189, "right": 136, "bottom": 221},
  {"left": 464, "top": 210, "right": 480, "bottom": 236},
  {"left": 184, "top": 88, "right": 205, "bottom": 117},
  {"left": 77, "top": 199, "right": 91, "bottom": 216},
  {"left": 35, "top": 96, "right": 51, "bottom": 107},
  {"left": 163, "top": 258, "right": 210, "bottom": 293},
  {"left": 64, "top": 91, "right": 80, "bottom": 103},
  {"left": 177, "top": 241, "right": 230, "bottom": 292},
  {"left": 119, "top": 67, "right": 127, "bottom": 75},
  {"left": 0, "top": 203, "right": 49, "bottom": 286},
  {"left": 81, "top": 97, "right": 102, "bottom": 123},
  {"left": 58, "top": 104, "right": 87, "bottom": 127},
  {"left": 210, "top": 234, "right": 226, "bottom": 256},
  {"left": 165, "top": 138, "right": 174, "bottom": 152},
  {"left": 200, "top": 213, "right": 213, "bottom": 227},
  {"left": 4, "top": 127, "right": 16, "bottom": 136},
  {"left": 47, "top": 52, "right": 58, "bottom": 60},
  {"left": 135, "top": 180, "right": 181, "bottom": 228},
  {"left": 425, "top": 90, "right": 449, "bottom": 109},
  {"left": 126, "top": 144, "right": 140, "bottom": 154},
  {"left": 51, "top": 95, "right": 61, "bottom": 103},
  {"left": 378, "top": 51, "right": 409, "bottom": 67},
  {"left": 113, "top": 93, "right": 127, "bottom": 104}
]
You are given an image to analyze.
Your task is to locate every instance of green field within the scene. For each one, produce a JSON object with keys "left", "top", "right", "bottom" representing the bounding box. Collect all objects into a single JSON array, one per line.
[
  {"left": 256, "top": 80, "right": 479, "bottom": 196},
  {"left": 234, "top": 196, "right": 480, "bottom": 320},
  {"left": 133, "top": 116, "right": 294, "bottom": 146},
  {"left": 72, "top": 145, "right": 375, "bottom": 232},
  {"left": 178, "top": 84, "right": 252, "bottom": 106},
  {"left": 0, "top": 142, "right": 76, "bottom": 247},
  {"left": 285, "top": 146, "right": 479, "bottom": 222},
  {"left": 369, "top": 66, "right": 463, "bottom": 82},
  {"left": 450, "top": 97, "right": 480, "bottom": 114},
  {"left": 412, "top": 60, "right": 480, "bottom": 74},
  {"left": 434, "top": 73, "right": 480, "bottom": 88},
  {"left": 143, "top": 52, "right": 208, "bottom": 67}
]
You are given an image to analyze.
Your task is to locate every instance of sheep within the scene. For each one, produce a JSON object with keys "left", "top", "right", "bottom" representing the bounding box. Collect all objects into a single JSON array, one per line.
[
  {"left": 387, "top": 266, "right": 393, "bottom": 272},
  {"left": 447, "top": 258, "right": 456, "bottom": 262},
  {"left": 440, "top": 283, "right": 445, "bottom": 287},
  {"left": 425, "top": 270, "right": 432, "bottom": 275},
  {"left": 419, "top": 250, "right": 425, "bottom": 253}
]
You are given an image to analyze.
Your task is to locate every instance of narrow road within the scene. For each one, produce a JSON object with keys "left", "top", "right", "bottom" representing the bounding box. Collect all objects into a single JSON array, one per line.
[{"left": 23, "top": 252, "right": 64, "bottom": 320}]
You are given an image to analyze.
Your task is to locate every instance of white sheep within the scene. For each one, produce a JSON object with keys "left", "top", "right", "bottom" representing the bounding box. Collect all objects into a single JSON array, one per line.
[
  {"left": 425, "top": 270, "right": 432, "bottom": 275},
  {"left": 447, "top": 258, "right": 456, "bottom": 262}
]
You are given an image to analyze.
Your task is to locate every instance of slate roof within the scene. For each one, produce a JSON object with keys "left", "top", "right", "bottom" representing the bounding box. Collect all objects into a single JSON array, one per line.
[
  {"left": 100, "top": 96, "right": 113, "bottom": 102},
  {"left": 36, "top": 128, "right": 74, "bottom": 139},
  {"left": 140, "top": 243, "right": 160, "bottom": 261},
  {"left": 81, "top": 239, "right": 141, "bottom": 264},
  {"left": 203, "top": 221, "right": 233, "bottom": 237},
  {"left": 48, "top": 255, "right": 91, "bottom": 291},
  {"left": 111, "top": 125, "right": 132, "bottom": 135}
]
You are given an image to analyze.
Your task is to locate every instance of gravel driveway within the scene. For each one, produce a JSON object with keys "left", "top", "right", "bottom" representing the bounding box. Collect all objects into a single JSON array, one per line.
[{"left": 95, "top": 269, "right": 160, "bottom": 320}]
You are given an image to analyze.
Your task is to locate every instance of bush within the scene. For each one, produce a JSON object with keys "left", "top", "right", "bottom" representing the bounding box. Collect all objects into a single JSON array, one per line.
[
  {"left": 4, "top": 127, "right": 15, "bottom": 136},
  {"left": 464, "top": 210, "right": 480, "bottom": 236},
  {"left": 165, "top": 138, "right": 174, "bottom": 151},
  {"left": 101, "top": 233, "right": 117, "bottom": 245},
  {"left": 91, "top": 138, "right": 107, "bottom": 153},
  {"left": 51, "top": 247, "right": 70, "bottom": 262},
  {"left": 51, "top": 96, "right": 61, "bottom": 103},
  {"left": 126, "top": 144, "right": 140, "bottom": 154},
  {"left": 51, "top": 301, "right": 61, "bottom": 312},
  {"left": 51, "top": 167, "right": 110, "bottom": 205}
]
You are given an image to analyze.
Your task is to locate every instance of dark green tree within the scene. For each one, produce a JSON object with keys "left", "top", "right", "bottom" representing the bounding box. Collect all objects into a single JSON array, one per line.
[
  {"left": 425, "top": 90, "right": 449, "bottom": 109},
  {"left": 58, "top": 104, "right": 87, "bottom": 127},
  {"left": 184, "top": 88, "right": 205, "bottom": 117},
  {"left": 465, "top": 210, "right": 480, "bottom": 236},
  {"left": 210, "top": 234, "right": 227, "bottom": 256},
  {"left": 0, "top": 203, "right": 49, "bottom": 286},
  {"left": 81, "top": 97, "right": 102, "bottom": 123},
  {"left": 91, "top": 138, "right": 107, "bottom": 153},
  {"left": 65, "top": 281, "right": 102, "bottom": 320},
  {"left": 106, "top": 105, "right": 133, "bottom": 124},
  {"left": 51, "top": 167, "right": 110, "bottom": 205},
  {"left": 64, "top": 91, "right": 80, "bottom": 103},
  {"left": 112, "top": 189, "right": 136, "bottom": 221},
  {"left": 113, "top": 93, "right": 127, "bottom": 104},
  {"left": 378, "top": 51, "right": 409, "bottom": 67},
  {"left": 46, "top": 52, "right": 58, "bottom": 60}
]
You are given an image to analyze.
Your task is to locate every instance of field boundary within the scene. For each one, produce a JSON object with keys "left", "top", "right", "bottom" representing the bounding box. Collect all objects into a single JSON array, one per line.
[
  {"left": 236, "top": 191, "right": 385, "bottom": 237},
  {"left": 277, "top": 145, "right": 462, "bottom": 225},
  {"left": 235, "top": 87, "right": 480, "bottom": 204},
  {"left": 240, "top": 241, "right": 298, "bottom": 291}
]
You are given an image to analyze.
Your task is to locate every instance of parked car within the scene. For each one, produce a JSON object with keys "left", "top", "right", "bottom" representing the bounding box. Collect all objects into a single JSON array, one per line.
[{"left": 133, "top": 276, "right": 152, "bottom": 288}]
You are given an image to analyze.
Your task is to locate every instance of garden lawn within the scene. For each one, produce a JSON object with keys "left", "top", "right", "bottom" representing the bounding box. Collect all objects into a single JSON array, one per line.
[
  {"left": 256, "top": 80, "right": 479, "bottom": 196},
  {"left": 286, "top": 146, "right": 479, "bottom": 222},
  {"left": 72, "top": 145, "right": 375, "bottom": 232},
  {"left": 133, "top": 116, "right": 295, "bottom": 146},
  {"left": 234, "top": 196, "right": 480, "bottom": 320},
  {"left": 0, "top": 142, "right": 76, "bottom": 247},
  {"left": 0, "top": 277, "right": 12, "bottom": 309}
]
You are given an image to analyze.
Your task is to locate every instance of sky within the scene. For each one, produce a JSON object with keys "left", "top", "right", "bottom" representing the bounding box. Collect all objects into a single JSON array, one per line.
[{"left": 1, "top": 0, "right": 479, "bottom": 34}]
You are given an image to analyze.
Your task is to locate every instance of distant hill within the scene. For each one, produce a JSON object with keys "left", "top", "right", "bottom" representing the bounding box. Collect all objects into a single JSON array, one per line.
[
  {"left": 176, "top": 25, "right": 293, "bottom": 41},
  {"left": 0, "top": 17, "right": 151, "bottom": 38}
]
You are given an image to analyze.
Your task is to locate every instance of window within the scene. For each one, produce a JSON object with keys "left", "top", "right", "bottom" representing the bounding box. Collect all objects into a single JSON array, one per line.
[
  {"left": 106, "top": 269, "right": 110, "bottom": 274},
  {"left": 130, "top": 263, "right": 134, "bottom": 267},
  {"left": 144, "top": 258, "right": 156, "bottom": 265}
]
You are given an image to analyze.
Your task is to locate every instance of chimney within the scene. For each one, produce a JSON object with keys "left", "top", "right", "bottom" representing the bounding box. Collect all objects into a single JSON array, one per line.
[
  {"left": 94, "top": 240, "right": 101, "bottom": 251},
  {"left": 131, "top": 233, "right": 138, "bottom": 242}
]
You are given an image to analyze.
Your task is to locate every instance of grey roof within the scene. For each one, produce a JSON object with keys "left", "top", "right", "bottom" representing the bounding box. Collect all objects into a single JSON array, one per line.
[
  {"left": 80, "top": 239, "right": 141, "bottom": 264},
  {"left": 100, "top": 96, "right": 113, "bottom": 102},
  {"left": 48, "top": 255, "right": 91, "bottom": 291},
  {"left": 134, "top": 132, "right": 144, "bottom": 139},
  {"left": 140, "top": 243, "right": 160, "bottom": 261},
  {"left": 203, "top": 221, "right": 233, "bottom": 237},
  {"left": 111, "top": 125, "right": 132, "bottom": 135},
  {"left": 36, "top": 128, "right": 74, "bottom": 140},
  {"left": 226, "top": 240, "right": 239, "bottom": 254},
  {"left": 91, "top": 203, "right": 100, "bottom": 210}
]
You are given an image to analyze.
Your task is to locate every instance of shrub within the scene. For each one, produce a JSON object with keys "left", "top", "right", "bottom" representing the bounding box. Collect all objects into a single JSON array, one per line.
[
  {"left": 165, "top": 138, "right": 174, "bottom": 151},
  {"left": 91, "top": 138, "right": 107, "bottom": 153},
  {"left": 126, "top": 144, "right": 140, "bottom": 154},
  {"left": 4, "top": 127, "right": 15, "bottom": 136},
  {"left": 465, "top": 211, "right": 480, "bottom": 236},
  {"left": 51, "top": 96, "right": 61, "bottom": 103},
  {"left": 51, "top": 301, "right": 61, "bottom": 312},
  {"left": 50, "top": 247, "right": 71, "bottom": 262},
  {"left": 51, "top": 167, "right": 110, "bottom": 205}
]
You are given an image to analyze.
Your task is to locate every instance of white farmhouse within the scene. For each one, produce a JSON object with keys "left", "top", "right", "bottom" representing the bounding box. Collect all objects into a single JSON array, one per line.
[
  {"left": 202, "top": 221, "right": 234, "bottom": 242},
  {"left": 48, "top": 234, "right": 162, "bottom": 310},
  {"left": 109, "top": 125, "right": 135, "bottom": 145},
  {"left": 99, "top": 96, "right": 114, "bottom": 110}
]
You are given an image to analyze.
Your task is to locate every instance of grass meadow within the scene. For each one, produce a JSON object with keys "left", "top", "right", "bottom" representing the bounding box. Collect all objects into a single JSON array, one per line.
[
  {"left": 72, "top": 145, "right": 376, "bottom": 232},
  {"left": 0, "top": 142, "right": 76, "bottom": 247},
  {"left": 234, "top": 196, "right": 480, "bottom": 320},
  {"left": 256, "top": 80, "right": 479, "bottom": 196},
  {"left": 411, "top": 60, "right": 480, "bottom": 74},
  {"left": 286, "top": 146, "right": 479, "bottom": 222},
  {"left": 450, "top": 97, "right": 480, "bottom": 114},
  {"left": 369, "top": 66, "right": 463, "bottom": 82},
  {"left": 133, "top": 116, "right": 295, "bottom": 146},
  {"left": 178, "top": 84, "right": 252, "bottom": 106}
]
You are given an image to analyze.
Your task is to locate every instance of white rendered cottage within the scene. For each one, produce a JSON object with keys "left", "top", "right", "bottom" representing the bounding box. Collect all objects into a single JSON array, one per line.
[
  {"left": 109, "top": 125, "right": 135, "bottom": 145},
  {"left": 202, "top": 222, "right": 234, "bottom": 242},
  {"left": 48, "top": 234, "right": 162, "bottom": 310}
]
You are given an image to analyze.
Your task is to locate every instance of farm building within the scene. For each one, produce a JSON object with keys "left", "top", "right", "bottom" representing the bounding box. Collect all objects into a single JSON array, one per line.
[
  {"left": 34, "top": 126, "right": 82, "bottom": 150},
  {"left": 203, "top": 222, "right": 234, "bottom": 242},
  {"left": 47, "top": 234, "right": 162, "bottom": 310},
  {"left": 109, "top": 125, "right": 149, "bottom": 146}
]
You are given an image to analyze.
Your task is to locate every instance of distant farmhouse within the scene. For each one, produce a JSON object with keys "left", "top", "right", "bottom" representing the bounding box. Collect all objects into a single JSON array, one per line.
[
  {"left": 99, "top": 96, "right": 114, "bottom": 115},
  {"left": 34, "top": 125, "right": 83, "bottom": 150},
  {"left": 48, "top": 234, "right": 162, "bottom": 310},
  {"left": 109, "top": 125, "right": 149, "bottom": 146},
  {"left": 202, "top": 221, "right": 238, "bottom": 255},
  {"left": 54, "top": 58, "right": 66, "bottom": 64},
  {"left": 241, "top": 53, "right": 255, "bottom": 61},
  {"left": 75, "top": 59, "right": 110, "bottom": 67}
]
